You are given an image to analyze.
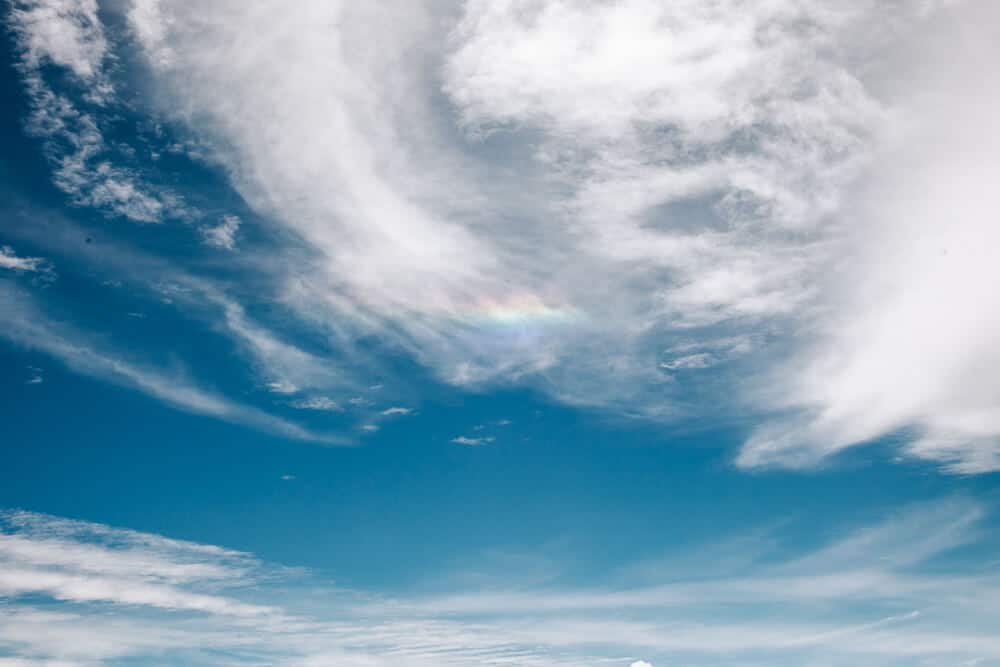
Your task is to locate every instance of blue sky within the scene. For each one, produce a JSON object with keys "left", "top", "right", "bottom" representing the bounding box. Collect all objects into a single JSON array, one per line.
[{"left": 2, "top": 0, "right": 1000, "bottom": 665}]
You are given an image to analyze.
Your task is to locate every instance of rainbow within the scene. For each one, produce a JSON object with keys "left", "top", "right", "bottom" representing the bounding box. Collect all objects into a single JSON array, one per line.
[{"left": 465, "top": 294, "right": 580, "bottom": 328}]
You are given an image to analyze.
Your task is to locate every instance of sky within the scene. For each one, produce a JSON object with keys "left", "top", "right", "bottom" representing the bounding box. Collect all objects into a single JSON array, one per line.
[{"left": 1, "top": 0, "right": 1000, "bottom": 665}]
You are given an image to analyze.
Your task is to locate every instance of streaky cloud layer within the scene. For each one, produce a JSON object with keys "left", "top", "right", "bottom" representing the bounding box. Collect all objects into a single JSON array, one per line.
[{"left": 1, "top": 499, "right": 999, "bottom": 666}]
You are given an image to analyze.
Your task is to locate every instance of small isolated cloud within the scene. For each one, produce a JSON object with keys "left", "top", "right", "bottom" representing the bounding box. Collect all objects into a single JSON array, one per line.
[
  {"left": 381, "top": 407, "right": 412, "bottom": 416},
  {"left": 452, "top": 436, "right": 495, "bottom": 446},
  {"left": 348, "top": 397, "right": 373, "bottom": 408},
  {"left": 290, "top": 396, "right": 341, "bottom": 412},
  {"left": 361, "top": 424, "right": 379, "bottom": 432},
  {"left": 280, "top": 474, "right": 295, "bottom": 481},
  {"left": 265, "top": 380, "right": 298, "bottom": 395},
  {"left": 630, "top": 661, "right": 653, "bottom": 667},
  {"left": 660, "top": 353, "right": 715, "bottom": 371},
  {"left": 26, "top": 366, "right": 43, "bottom": 385},
  {"left": 199, "top": 215, "right": 241, "bottom": 250},
  {"left": 0, "top": 246, "right": 54, "bottom": 283},
  {"left": 1, "top": 246, "right": 45, "bottom": 272}
]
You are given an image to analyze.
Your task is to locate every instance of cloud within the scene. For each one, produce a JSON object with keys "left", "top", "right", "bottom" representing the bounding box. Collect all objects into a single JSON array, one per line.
[
  {"left": 111, "top": 0, "right": 967, "bottom": 438},
  {"left": 0, "top": 283, "right": 342, "bottom": 444},
  {"left": 0, "top": 247, "right": 56, "bottom": 287},
  {"left": 0, "top": 204, "right": 370, "bottom": 436},
  {"left": 199, "top": 214, "right": 241, "bottom": 250},
  {"left": 630, "top": 662, "right": 652, "bottom": 667},
  {"left": 291, "top": 396, "right": 342, "bottom": 412},
  {"left": 659, "top": 353, "right": 714, "bottom": 371},
  {"left": 9, "top": 0, "right": 107, "bottom": 80},
  {"left": 381, "top": 407, "right": 412, "bottom": 417},
  {"left": 8, "top": 0, "right": 188, "bottom": 223},
  {"left": 451, "top": 436, "right": 494, "bottom": 447},
  {"left": 738, "top": 2, "right": 1000, "bottom": 472},
  {"left": 2, "top": 500, "right": 999, "bottom": 666},
  {"left": 7, "top": 0, "right": 999, "bottom": 472},
  {"left": 0, "top": 509, "right": 274, "bottom": 617},
  {"left": 0, "top": 246, "right": 49, "bottom": 274},
  {"left": 266, "top": 380, "right": 299, "bottom": 395}
]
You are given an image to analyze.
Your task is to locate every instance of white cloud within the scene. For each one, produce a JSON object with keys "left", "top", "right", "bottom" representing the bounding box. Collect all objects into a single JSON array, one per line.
[
  {"left": 9, "top": 0, "right": 188, "bottom": 223},
  {"left": 266, "top": 380, "right": 299, "bottom": 395},
  {"left": 738, "top": 2, "right": 1000, "bottom": 472},
  {"left": 0, "top": 283, "right": 341, "bottom": 444},
  {"left": 109, "top": 0, "right": 942, "bottom": 431},
  {"left": 660, "top": 354, "right": 714, "bottom": 371},
  {"left": 200, "top": 214, "right": 241, "bottom": 250},
  {"left": 0, "top": 510, "right": 273, "bottom": 617},
  {"left": 381, "top": 407, "right": 412, "bottom": 416},
  {"left": 0, "top": 246, "right": 48, "bottom": 273},
  {"left": 25, "top": 366, "right": 43, "bottom": 385},
  {"left": 3, "top": 500, "right": 999, "bottom": 666},
  {"left": 630, "top": 661, "right": 652, "bottom": 667},
  {"left": 291, "top": 396, "right": 341, "bottom": 412},
  {"left": 451, "top": 435, "right": 494, "bottom": 446},
  {"left": 9, "top": 0, "right": 107, "bottom": 81},
  {"left": 1, "top": 212, "right": 370, "bottom": 435},
  {"left": 8, "top": 0, "right": 995, "bottom": 472}
]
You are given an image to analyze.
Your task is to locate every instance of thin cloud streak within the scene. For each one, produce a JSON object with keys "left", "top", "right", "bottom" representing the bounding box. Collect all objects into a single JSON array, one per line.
[{"left": 0, "top": 283, "right": 344, "bottom": 444}]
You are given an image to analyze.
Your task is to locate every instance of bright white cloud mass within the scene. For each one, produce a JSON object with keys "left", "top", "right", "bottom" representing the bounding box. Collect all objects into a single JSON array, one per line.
[
  {"left": 3, "top": 2, "right": 1000, "bottom": 665},
  {"left": 4, "top": 0, "right": 1000, "bottom": 470},
  {"left": 2, "top": 499, "right": 1000, "bottom": 666}
]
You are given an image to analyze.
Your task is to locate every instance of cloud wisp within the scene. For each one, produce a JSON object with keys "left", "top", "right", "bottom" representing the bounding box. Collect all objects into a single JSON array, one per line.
[
  {"left": 0, "top": 246, "right": 50, "bottom": 274},
  {"left": 0, "top": 282, "right": 343, "bottom": 444},
  {"left": 2, "top": 498, "right": 999, "bottom": 666}
]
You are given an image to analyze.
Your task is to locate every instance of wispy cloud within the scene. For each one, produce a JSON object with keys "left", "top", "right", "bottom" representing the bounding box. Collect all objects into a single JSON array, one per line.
[
  {"left": 1, "top": 499, "right": 998, "bottom": 666},
  {"left": 0, "top": 510, "right": 274, "bottom": 618},
  {"left": 199, "top": 214, "right": 241, "bottom": 250},
  {"left": 0, "top": 246, "right": 49, "bottom": 274},
  {"left": 6, "top": 0, "right": 1000, "bottom": 472},
  {"left": 290, "top": 396, "right": 342, "bottom": 412},
  {"left": 10, "top": 0, "right": 107, "bottom": 80},
  {"left": 24, "top": 366, "right": 43, "bottom": 385},
  {"left": 9, "top": 0, "right": 187, "bottom": 223},
  {"left": 112, "top": 0, "right": 999, "bottom": 473},
  {"left": 0, "top": 283, "right": 342, "bottom": 444},
  {"left": 451, "top": 435, "right": 494, "bottom": 447},
  {"left": 266, "top": 380, "right": 299, "bottom": 395}
]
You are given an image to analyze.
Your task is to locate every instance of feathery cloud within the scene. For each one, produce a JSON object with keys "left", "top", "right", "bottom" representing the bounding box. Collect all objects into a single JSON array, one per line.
[
  {"left": 2, "top": 499, "right": 999, "bottom": 666},
  {"left": 6, "top": 0, "right": 999, "bottom": 472}
]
